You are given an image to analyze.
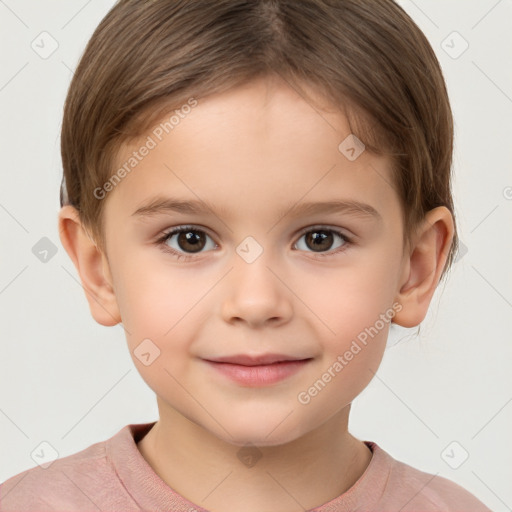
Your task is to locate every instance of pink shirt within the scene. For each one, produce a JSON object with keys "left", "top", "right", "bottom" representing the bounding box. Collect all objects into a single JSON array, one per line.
[{"left": 0, "top": 422, "right": 490, "bottom": 511}]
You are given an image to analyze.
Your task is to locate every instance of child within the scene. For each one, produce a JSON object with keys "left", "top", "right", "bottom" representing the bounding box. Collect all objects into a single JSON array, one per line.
[{"left": 0, "top": 0, "right": 491, "bottom": 510}]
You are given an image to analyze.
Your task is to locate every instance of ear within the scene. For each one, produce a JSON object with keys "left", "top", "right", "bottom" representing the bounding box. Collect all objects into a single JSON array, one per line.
[
  {"left": 58, "top": 205, "right": 121, "bottom": 327},
  {"left": 393, "top": 206, "right": 455, "bottom": 328}
]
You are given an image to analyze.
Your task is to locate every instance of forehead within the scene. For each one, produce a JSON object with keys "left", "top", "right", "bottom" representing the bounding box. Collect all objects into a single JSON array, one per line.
[{"left": 104, "top": 77, "right": 399, "bottom": 227}]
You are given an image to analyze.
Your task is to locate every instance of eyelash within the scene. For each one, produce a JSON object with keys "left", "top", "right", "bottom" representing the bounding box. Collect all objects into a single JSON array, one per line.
[{"left": 155, "top": 225, "right": 353, "bottom": 262}]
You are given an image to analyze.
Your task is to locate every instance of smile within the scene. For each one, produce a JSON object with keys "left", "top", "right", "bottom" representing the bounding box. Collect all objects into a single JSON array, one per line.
[{"left": 202, "top": 358, "right": 313, "bottom": 387}]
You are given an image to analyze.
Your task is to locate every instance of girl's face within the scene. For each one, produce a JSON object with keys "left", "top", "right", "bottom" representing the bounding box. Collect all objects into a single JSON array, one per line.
[{"left": 101, "top": 76, "right": 407, "bottom": 446}]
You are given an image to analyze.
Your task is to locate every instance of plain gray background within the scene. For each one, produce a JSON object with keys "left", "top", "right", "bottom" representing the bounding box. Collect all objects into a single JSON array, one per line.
[{"left": 1, "top": 1, "right": 511, "bottom": 510}]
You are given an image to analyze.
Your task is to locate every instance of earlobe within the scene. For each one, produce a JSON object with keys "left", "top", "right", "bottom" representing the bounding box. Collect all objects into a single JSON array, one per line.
[
  {"left": 392, "top": 207, "right": 454, "bottom": 328},
  {"left": 58, "top": 205, "right": 121, "bottom": 327}
]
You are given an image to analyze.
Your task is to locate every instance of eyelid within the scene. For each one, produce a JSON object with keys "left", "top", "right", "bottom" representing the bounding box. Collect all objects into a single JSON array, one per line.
[
  {"left": 156, "top": 223, "right": 354, "bottom": 261},
  {"left": 155, "top": 224, "right": 215, "bottom": 242},
  {"left": 156, "top": 223, "right": 353, "bottom": 243},
  {"left": 295, "top": 223, "right": 352, "bottom": 238},
  {"left": 155, "top": 224, "right": 218, "bottom": 248}
]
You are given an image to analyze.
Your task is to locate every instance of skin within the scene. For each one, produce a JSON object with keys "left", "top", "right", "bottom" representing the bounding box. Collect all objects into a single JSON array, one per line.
[{"left": 58, "top": 75, "right": 454, "bottom": 512}]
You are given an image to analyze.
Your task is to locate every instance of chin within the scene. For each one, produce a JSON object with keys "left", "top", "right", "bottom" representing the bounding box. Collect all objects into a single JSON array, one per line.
[{"left": 211, "top": 416, "right": 308, "bottom": 448}]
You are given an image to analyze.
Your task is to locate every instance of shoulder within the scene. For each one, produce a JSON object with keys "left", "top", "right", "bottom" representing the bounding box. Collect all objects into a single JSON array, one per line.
[
  {"left": 372, "top": 443, "right": 491, "bottom": 512},
  {"left": 0, "top": 428, "right": 135, "bottom": 512}
]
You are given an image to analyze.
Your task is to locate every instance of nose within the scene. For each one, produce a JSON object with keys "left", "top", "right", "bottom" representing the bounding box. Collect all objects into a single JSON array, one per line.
[{"left": 220, "top": 250, "right": 293, "bottom": 329}]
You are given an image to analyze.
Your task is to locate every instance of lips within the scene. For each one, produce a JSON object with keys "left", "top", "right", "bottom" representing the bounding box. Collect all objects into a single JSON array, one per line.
[
  {"left": 204, "top": 353, "right": 311, "bottom": 366},
  {"left": 202, "top": 353, "right": 314, "bottom": 387}
]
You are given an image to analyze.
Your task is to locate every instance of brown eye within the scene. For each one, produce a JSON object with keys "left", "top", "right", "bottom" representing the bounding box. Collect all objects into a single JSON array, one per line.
[
  {"left": 305, "top": 230, "right": 333, "bottom": 252},
  {"left": 161, "top": 226, "right": 216, "bottom": 256},
  {"left": 294, "top": 227, "right": 350, "bottom": 255},
  {"left": 175, "top": 230, "right": 206, "bottom": 253}
]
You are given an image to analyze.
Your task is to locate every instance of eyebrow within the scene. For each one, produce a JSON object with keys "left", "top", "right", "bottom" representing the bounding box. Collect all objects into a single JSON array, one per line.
[{"left": 131, "top": 196, "right": 382, "bottom": 223}]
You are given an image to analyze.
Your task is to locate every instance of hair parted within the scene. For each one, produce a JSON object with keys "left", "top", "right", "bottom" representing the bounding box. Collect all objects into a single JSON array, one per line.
[{"left": 60, "top": 0, "right": 458, "bottom": 281}]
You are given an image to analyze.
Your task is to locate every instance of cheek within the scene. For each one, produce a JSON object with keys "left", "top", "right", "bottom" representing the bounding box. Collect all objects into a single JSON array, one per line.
[
  {"left": 112, "top": 260, "right": 202, "bottom": 393},
  {"left": 297, "top": 257, "right": 398, "bottom": 383},
  {"left": 113, "top": 258, "right": 216, "bottom": 366},
  {"left": 296, "top": 273, "right": 394, "bottom": 413},
  {"left": 299, "top": 259, "right": 398, "bottom": 335}
]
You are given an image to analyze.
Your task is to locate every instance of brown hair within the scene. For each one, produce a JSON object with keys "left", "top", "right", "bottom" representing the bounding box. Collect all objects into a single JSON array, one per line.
[{"left": 60, "top": 0, "right": 458, "bottom": 282}]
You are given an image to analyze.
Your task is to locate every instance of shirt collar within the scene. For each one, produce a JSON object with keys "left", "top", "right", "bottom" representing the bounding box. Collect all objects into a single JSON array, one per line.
[{"left": 107, "top": 422, "right": 390, "bottom": 511}]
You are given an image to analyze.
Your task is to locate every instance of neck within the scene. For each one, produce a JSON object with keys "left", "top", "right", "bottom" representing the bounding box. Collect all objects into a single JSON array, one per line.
[{"left": 137, "top": 401, "right": 372, "bottom": 512}]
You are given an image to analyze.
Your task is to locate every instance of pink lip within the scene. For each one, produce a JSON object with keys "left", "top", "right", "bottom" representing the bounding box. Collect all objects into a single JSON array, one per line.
[
  {"left": 206, "top": 353, "right": 309, "bottom": 366},
  {"left": 203, "top": 355, "right": 313, "bottom": 387}
]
